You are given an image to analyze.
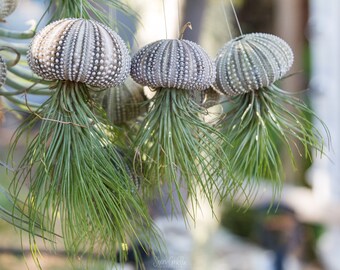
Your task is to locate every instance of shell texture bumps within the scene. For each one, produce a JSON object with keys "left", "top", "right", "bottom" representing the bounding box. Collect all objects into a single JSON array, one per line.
[
  {"left": 0, "top": 55, "right": 6, "bottom": 88},
  {"left": 214, "top": 33, "right": 294, "bottom": 96},
  {"left": 28, "top": 18, "right": 131, "bottom": 88},
  {"left": 131, "top": 39, "right": 216, "bottom": 91},
  {"left": 0, "top": 0, "right": 18, "bottom": 20}
]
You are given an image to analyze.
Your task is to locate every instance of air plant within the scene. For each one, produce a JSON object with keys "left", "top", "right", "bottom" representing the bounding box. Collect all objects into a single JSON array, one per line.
[
  {"left": 9, "top": 18, "right": 159, "bottom": 265},
  {"left": 0, "top": 45, "right": 20, "bottom": 122},
  {"left": 0, "top": 16, "right": 47, "bottom": 113},
  {"left": 0, "top": 0, "right": 18, "bottom": 22},
  {"left": 130, "top": 28, "right": 234, "bottom": 218},
  {"left": 41, "top": 0, "right": 137, "bottom": 38},
  {"left": 214, "top": 33, "right": 328, "bottom": 195},
  {"left": 0, "top": 0, "right": 136, "bottom": 112}
]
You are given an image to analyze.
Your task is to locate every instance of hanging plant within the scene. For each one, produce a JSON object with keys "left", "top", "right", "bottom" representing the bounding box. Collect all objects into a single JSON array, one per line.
[
  {"left": 0, "top": 0, "right": 18, "bottom": 21},
  {"left": 0, "top": 46, "right": 20, "bottom": 122},
  {"left": 214, "top": 33, "right": 328, "bottom": 193},
  {"left": 9, "top": 18, "right": 159, "bottom": 265},
  {"left": 130, "top": 34, "right": 235, "bottom": 217}
]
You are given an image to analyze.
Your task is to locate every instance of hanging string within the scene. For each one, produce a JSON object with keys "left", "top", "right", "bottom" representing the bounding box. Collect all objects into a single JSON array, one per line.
[
  {"left": 162, "top": 0, "right": 168, "bottom": 38},
  {"left": 177, "top": 0, "right": 181, "bottom": 38},
  {"left": 221, "top": 0, "right": 233, "bottom": 39},
  {"left": 229, "top": 0, "right": 243, "bottom": 36}
]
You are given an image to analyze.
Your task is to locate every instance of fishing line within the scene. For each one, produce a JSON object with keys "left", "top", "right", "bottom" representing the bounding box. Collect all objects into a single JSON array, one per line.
[
  {"left": 162, "top": 0, "right": 168, "bottom": 38},
  {"left": 221, "top": 0, "right": 233, "bottom": 39},
  {"left": 229, "top": 0, "right": 243, "bottom": 35}
]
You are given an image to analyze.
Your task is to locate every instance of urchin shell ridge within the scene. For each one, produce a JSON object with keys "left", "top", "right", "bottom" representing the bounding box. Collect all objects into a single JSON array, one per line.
[
  {"left": 214, "top": 33, "right": 294, "bottom": 96},
  {"left": 28, "top": 18, "right": 131, "bottom": 88},
  {"left": 131, "top": 39, "right": 216, "bottom": 91}
]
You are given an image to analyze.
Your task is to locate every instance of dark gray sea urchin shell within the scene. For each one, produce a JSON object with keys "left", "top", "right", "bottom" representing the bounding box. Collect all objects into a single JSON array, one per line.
[
  {"left": 0, "top": 0, "right": 18, "bottom": 20},
  {"left": 214, "top": 33, "right": 294, "bottom": 96},
  {"left": 131, "top": 39, "right": 216, "bottom": 91},
  {"left": 0, "top": 55, "right": 6, "bottom": 88},
  {"left": 28, "top": 18, "right": 131, "bottom": 88}
]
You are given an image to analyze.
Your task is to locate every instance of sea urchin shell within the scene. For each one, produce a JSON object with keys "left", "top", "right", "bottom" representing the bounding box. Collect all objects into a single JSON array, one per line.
[
  {"left": 214, "top": 33, "right": 294, "bottom": 96},
  {"left": 0, "top": 0, "right": 18, "bottom": 20},
  {"left": 97, "top": 77, "right": 148, "bottom": 125},
  {"left": 28, "top": 18, "right": 131, "bottom": 88},
  {"left": 131, "top": 39, "right": 216, "bottom": 91}
]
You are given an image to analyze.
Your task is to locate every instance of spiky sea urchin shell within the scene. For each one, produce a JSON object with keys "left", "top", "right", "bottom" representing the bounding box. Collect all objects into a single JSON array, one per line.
[
  {"left": 28, "top": 18, "right": 131, "bottom": 88},
  {"left": 214, "top": 33, "right": 294, "bottom": 96},
  {"left": 0, "top": 0, "right": 18, "bottom": 20},
  {"left": 0, "top": 55, "right": 6, "bottom": 88},
  {"left": 131, "top": 39, "right": 216, "bottom": 91},
  {"left": 97, "top": 77, "right": 148, "bottom": 125}
]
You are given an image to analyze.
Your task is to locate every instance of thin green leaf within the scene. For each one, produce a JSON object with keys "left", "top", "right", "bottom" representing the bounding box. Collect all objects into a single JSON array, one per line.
[
  {"left": 8, "top": 81, "right": 162, "bottom": 268},
  {"left": 221, "top": 85, "right": 329, "bottom": 202},
  {"left": 134, "top": 88, "right": 238, "bottom": 220}
]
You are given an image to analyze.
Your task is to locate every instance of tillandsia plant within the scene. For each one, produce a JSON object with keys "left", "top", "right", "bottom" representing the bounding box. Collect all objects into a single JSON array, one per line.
[
  {"left": 42, "top": 0, "right": 137, "bottom": 35},
  {"left": 0, "top": 180, "right": 53, "bottom": 238},
  {"left": 214, "top": 33, "right": 328, "bottom": 195},
  {"left": 0, "top": 0, "right": 47, "bottom": 113},
  {"left": 0, "top": 45, "right": 20, "bottom": 122},
  {"left": 130, "top": 29, "right": 235, "bottom": 218},
  {"left": 9, "top": 18, "right": 160, "bottom": 266},
  {"left": 0, "top": 0, "right": 18, "bottom": 22}
]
